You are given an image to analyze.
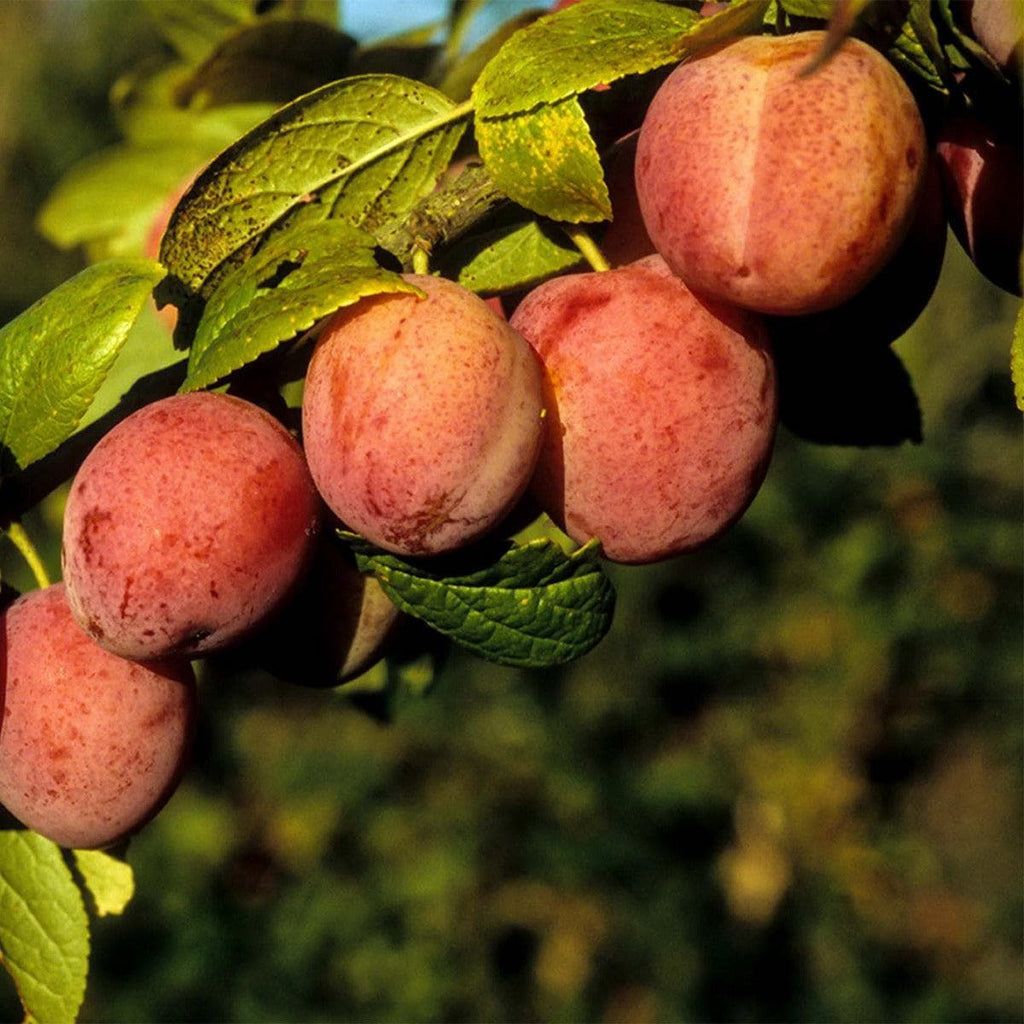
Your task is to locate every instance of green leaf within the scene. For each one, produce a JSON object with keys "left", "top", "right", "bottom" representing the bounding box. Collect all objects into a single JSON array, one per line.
[
  {"left": 473, "top": 0, "right": 769, "bottom": 223},
  {"left": 351, "top": 537, "right": 616, "bottom": 668},
  {"left": 0, "top": 259, "right": 167, "bottom": 471},
  {"left": 475, "top": 0, "right": 698, "bottom": 116},
  {"left": 1011, "top": 301, "right": 1024, "bottom": 413},
  {"left": 476, "top": 95, "right": 610, "bottom": 222},
  {"left": 143, "top": 0, "right": 258, "bottom": 64},
  {"left": 0, "top": 832, "right": 89, "bottom": 1024},
  {"left": 442, "top": 218, "right": 583, "bottom": 294},
  {"left": 160, "top": 74, "right": 469, "bottom": 298},
  {"left": 887, "top": 0, "right": 949, "bottom": 92},
  {"left": 71, "top": 850, "right": 135, "bottom": 918},
  {"left": 182, "top": 221, "right": 420, "bottom": 391},
  {"left": 175, "top": 18, "right": 357, "bottom": 108},
  {"left": 36, "top": 144, "right": 213, "bottom": 261},
  {"left": 111, "top": 62, "right": 276, "bottom": 148},
  {"left": 438, "top": 9, "right": 541, "bottom": 102}
]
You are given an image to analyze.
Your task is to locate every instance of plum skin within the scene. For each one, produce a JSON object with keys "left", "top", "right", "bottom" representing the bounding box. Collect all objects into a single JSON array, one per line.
[
  {"left": 936, "top": 113, "right": 1023, "bottom": 297},
  {"left": 509, "top": 255, "right": 777, "bottom": 564},
  {"left": 62, "top": 391, "right": 322, "bottom": 660},
  {"left": 0, "top": 584, "right": 196, "bottom": 849},
  {"left": 301, "top": 275, "right": 546, "bottom": 557},
  {"left": 635, "top": 31, "right": 927, "bottom": 316}
]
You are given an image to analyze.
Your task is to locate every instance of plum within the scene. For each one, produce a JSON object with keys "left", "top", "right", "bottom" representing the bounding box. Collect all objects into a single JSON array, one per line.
[
  {"left": 957, "top": 0, "right": 1023, "bottom": 75},
  {"left": 769, "top": 158, "right": 948, "bottom": 346},
  {"left": 936, "top": 113, "right": 1023, "bottom": 296},
  {"left": 0, "top": 584, "right": 196, "bottom": 849},
  {"left": 227, "top": 539, "right": 403, "bottom": 688},
  {"left": 635, "top": 31, "right": 927, "bottom": 315},
  {"left": 301, "top": 274, "right": 545, "bottom": 557},
  {"left": 509, "top": 255, "right": 777, "bottom": 564},
  {"left": 62, "top": 391, "right": 321, "bottom": 660}
]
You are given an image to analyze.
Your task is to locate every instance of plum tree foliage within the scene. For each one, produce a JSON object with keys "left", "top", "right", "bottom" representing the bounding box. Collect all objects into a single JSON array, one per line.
[{"left": 0, "top": 0, "right": 1021, "bottom": 1019}]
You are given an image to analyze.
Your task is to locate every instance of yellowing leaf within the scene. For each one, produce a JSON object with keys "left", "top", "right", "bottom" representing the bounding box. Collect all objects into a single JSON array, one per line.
[{"left": 72, "top": 850, "right": 135, "bottom": 918}]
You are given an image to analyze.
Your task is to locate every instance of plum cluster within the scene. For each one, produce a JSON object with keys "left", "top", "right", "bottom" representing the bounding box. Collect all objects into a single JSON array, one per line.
[{"left": 2, "top": 24, "right": 1019, "bottom": 850}]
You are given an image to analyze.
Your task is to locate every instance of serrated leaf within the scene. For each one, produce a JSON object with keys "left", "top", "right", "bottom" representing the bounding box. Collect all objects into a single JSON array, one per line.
[
  {"left": 477, "top": 95, "right": 609, "bottom": 222},
  {"left": 351, "top": 537, "right": 616, "bottom": 668},
  {"left": 0, "top": 832, "right": 89, "bottom": 1024},
  {"left": 1011, "top": 301, "right": 1024, "bottom": 412},
  {"left": 37, "top": 144, "right": 213, "bottom": 261},
  {"left": 182, "top": 221, "right": 420, "bottom": 391},
  {"left": 473, "top": 0, "right": 699, "bottom": 117},
  {"left": 0, "top": 259, "right": 166, "bottom": 471},
  {"left": 888, "top": 0, "right": 949, "bottom": 91},
  {"left": 438, "top": 9, "right": 541, "bottom": 103},
  {"left": 72, "top": 850, "right": 135, "bottom": 918},
  {"left": 473, "top": 0, "right": 769, "bottom": 222},
  {"left": 160, "top": 74, "right": 469, "bottom": 298},
  {"left": 442, "top": 218, "right": 583, "bottom": 293}
]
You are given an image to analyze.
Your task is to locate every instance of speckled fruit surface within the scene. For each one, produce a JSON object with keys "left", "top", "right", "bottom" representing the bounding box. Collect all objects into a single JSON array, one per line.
[
  {"left": 635, "top": 31, "right": 927, "bottom": 316},
  {"left": 510, "top": 255, "right": 777, "bottom": 564},
  {"left": 62, "top": 391, "right": 321, "bottom": 660},
  {"left": 0, "top": 584, "right": 196, "bottom": 849},
  {"left": 301, "top": 275, "right": 545, "bottom": 557}
]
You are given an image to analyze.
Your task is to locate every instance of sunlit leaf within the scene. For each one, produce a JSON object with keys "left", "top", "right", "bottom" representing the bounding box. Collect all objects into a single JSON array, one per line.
[
  {"left": 72, "top": 850, "right": 135, "bottom": 918},
  {"left": 182, "top": 221, "right": 420, "bottom": 391},
  {"left": 0, "top": 259, "right": 166, "bottom": 471},
  {"left": 160, "top": 74, "right": 469, "bottom": 298},
  {"left": 476, "top": 95, "right": 609, "bottom": 222},
  {"left": 1011, "top": 300, "right": 1024, "bottom": 412},
  {"left": 442, "top": 218, "right": 583, "bottom": 293},
  {"left": 0, "top": 832, "right": 89, "bottom": 1024}
]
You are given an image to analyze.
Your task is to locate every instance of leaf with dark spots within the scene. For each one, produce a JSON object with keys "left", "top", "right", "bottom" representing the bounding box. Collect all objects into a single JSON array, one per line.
[
  {"left": 181, "top": 220, "right": 421, "bottom": 392},
  {"left": 160, "top": 73, "right": 469, "bottom": 299}
]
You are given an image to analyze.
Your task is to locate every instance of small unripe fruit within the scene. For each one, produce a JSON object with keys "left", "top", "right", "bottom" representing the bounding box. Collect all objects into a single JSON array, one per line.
[
  {"left": 302, "top": 275, "right": 545, "bottom": 557},
  {"left": 636, "top": 31, "right": 927, "bottom": 315},
  {"left": 0, "top": 585, "right": 196, "bottom": 849},
  {"left": 510, "top": 256, "right": 776, "bottom": 564},
  {"left": 63, "top": 392, "right": 321, "bottom": 660}
]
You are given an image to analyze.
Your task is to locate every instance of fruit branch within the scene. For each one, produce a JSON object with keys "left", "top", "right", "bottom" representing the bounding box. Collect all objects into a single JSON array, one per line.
[
  {"left": 563, "top": 226, "right": 611, "bottom": 272},
  {"left": 4, "top": 522, "right": 51, "bottom": 590},
  {"left": 377, "top": 160, "right": 510, "bottom": 269}
]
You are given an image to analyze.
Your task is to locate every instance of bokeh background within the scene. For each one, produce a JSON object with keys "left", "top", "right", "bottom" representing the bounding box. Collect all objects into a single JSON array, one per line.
[{"left": 0, "top": 2, "right": 1021, "bottom": 1022}]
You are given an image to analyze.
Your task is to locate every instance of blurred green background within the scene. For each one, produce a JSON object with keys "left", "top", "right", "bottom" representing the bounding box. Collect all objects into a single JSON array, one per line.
[{"left": 0, "top": 2, "right": 1021, "bottom": 1022}]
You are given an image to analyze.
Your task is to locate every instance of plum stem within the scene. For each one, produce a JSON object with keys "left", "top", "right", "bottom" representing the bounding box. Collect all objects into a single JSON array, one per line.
[
  {"left": 564, "top": 227, "right": 611, "bottom": 272},
  {"left": 412, "top": 247, "right": 431, "bottom": 275},
  {"left": 5, "top": 522, "right": 51, "bottom": 590}
]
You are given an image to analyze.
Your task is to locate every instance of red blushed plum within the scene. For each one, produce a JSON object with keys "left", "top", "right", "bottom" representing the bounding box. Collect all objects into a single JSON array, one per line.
[
  {"left": 769, "top": 159, "right": 948, "bottom": 347},
  {"left": 0, "top": 584, "right": 196, "bottom": 849},
  {"left": 301, "top": 275, "right": 545, "bottom": 557},
  {"left": 62, "top": 392, "right": 321, "bottom": 660},
  {"left": 636, "top": 32, "right": 927, "bottom": 316},
  {"left": 936, "top": 113, "right": 1023, "bottom": 296},
  {"left": 509, "top": 256, "right": 777, "bottom": 564}
]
